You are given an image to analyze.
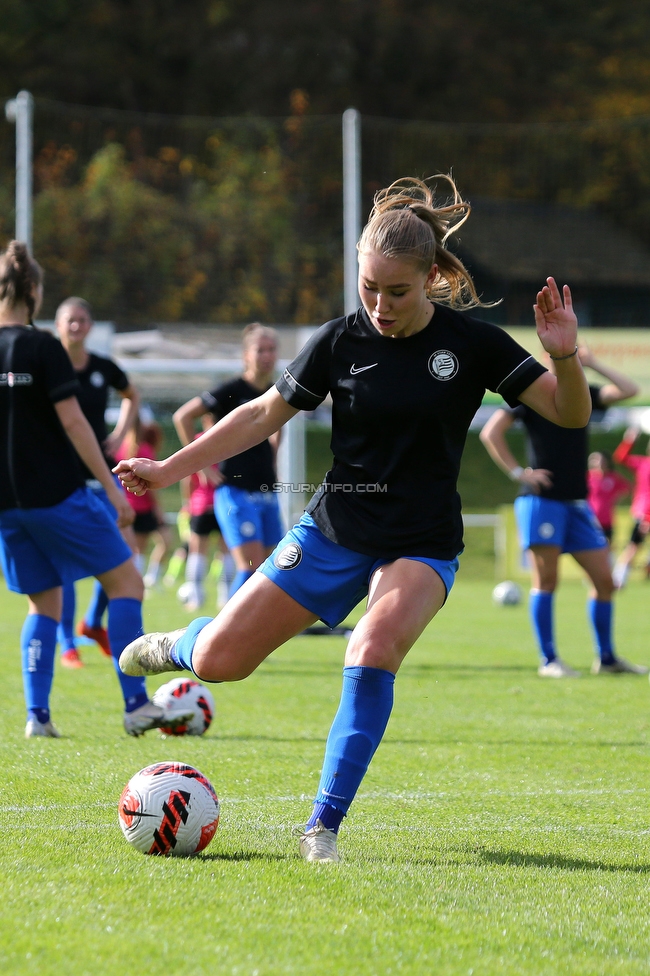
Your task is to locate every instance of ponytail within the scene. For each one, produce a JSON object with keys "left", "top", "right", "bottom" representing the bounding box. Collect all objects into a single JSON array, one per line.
[
  {"left": 358, "top": 176, "right": 486, "bottom": 309},
  {"left": 0, "top": 242, "right": 43, "bottom": 321}
]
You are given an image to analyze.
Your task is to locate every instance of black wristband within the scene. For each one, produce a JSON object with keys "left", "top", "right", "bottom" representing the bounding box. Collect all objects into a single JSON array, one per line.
[{"left": 549, "top": 346, "right": 578, "bottom": 361}]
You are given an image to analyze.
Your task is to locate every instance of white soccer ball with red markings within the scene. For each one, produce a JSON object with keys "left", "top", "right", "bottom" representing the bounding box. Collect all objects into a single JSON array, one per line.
[
  {"left": 118, "top": 762, "right": 220, "bottom": 856},
  {"left": 152, "top": 677, "right": 215, "bottom": 736}
]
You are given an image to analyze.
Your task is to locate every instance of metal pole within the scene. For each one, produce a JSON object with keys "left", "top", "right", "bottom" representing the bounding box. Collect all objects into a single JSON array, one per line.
[
  {"left": 5, "top": 90, "right": 34, "bottom": 252},
  {"left": 342, "top": 108, "right": 362, "bottom": 315}
]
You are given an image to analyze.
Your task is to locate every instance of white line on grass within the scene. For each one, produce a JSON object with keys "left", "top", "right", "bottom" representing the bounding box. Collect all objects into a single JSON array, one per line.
[{"left": 0, "top": 786, "right": 647, "bottom": 816}]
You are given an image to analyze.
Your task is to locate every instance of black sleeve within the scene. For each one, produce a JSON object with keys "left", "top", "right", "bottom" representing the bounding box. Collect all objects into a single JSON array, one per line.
[
  {"left": 104, "top": 357, "right": 129, "bottom": 392},
  {"left": 508, "top": 403, "right": 527, "bottom": 421},
  {"left": 200, "top": 378, "right": 240, "bottom": 419},
  {"left": 275, "top": 319, "right": 340, "bottom": 410},
  {"left": 41, "top": 333, "right": 80, "bottom": 403},
  {"left": 475, "top": 321, "right": 547, "bottom": 407},
  {"left": 590, "top": 386, "right": 605, "bottom": 411}
]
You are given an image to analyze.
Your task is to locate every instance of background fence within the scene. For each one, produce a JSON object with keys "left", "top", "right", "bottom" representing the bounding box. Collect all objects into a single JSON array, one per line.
[{"left": 4, "top": 97, "right": 650, "bottom": 327}]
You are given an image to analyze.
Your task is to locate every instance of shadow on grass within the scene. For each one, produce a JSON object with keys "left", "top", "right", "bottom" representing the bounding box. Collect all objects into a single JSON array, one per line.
[
  {"left": 259, "top": 663, "right": 536, "bottom": 680},
  {"left": 214, "top": 733, "right": 326, "bottom": 743},
  {"left": 199, "top": 850, "right": 288, "bottom": 862},
  {"left": 477, "top": 847, "right": 650, "bottom": 874}
]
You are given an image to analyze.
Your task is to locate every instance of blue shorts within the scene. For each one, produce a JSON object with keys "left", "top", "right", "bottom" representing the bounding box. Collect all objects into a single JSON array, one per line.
[
  {"left": 258, "top": 513, "right": 460, "bottom": 628},
  {"left": 84, "top": 474, "right": 121, "bottom": 519},
  {"left": 215, "top": 484, "right": 284, "bottom": 550},
  {"left": 514, "top": 496, "right": 607, "bottom": 553},
  {"left": 0, "top": 486, "right": 132, "bottom": 595}
]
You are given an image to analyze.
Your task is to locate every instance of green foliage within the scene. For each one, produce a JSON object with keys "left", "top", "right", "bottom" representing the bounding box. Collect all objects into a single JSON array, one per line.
[
  {"left": 32, "top": 138, "right": 308, "bottom": 323},
  {"left": 2, "top": 577, "right": 650, "bottom": 974}
]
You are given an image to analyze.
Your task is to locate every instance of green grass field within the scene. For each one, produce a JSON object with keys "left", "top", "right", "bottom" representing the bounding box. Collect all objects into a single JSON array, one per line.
[{"left": 2, "top": 568, "right": 650, "bottom": 975}]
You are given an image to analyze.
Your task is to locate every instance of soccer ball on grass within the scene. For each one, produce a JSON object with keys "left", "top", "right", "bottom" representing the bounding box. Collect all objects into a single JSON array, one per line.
[
  {"left": 152, "top": 677, "right": 215, "bottom": 735},
  {"left": 118, "top": 761, "right": 220, "bottom": 856},
  {"left": 492, "top": 580, "right": 522, "bottom": 606}
]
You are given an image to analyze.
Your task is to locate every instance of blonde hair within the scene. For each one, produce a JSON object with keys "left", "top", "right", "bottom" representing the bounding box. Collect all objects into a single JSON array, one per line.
[
  {"left": 242, "top": 322, "right": 278, "bottom": 350},
  {"left": 358, "top": 176, "right": 483, "bottom": 309},
  {"left": 55, "top": 296, "right": 93, "bottom": 323},
  {"left": 0, "top": 241, "right": 43, "bottom": 320}
]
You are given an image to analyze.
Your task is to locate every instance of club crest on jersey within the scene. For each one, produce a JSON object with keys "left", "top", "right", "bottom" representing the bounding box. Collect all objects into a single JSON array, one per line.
[
  {"left": 428, "top": 350, "right": 459, "bottom": 381},
  {"left": 90, "top": 371, "right": 105, "bottom": 388},
  {"left": 274, "top": 542, "right": 303, "bottom": 570}
]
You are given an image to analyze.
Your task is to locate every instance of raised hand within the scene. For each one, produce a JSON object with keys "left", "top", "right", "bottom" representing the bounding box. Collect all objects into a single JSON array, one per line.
[{"left": 534, "top": 277, "right": 578, "bottom": 360}]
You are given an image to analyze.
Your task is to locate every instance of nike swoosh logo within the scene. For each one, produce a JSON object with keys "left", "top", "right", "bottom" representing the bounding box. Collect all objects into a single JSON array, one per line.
[{"left": 350, "top": 363, "right": 378, "bottom": 375}]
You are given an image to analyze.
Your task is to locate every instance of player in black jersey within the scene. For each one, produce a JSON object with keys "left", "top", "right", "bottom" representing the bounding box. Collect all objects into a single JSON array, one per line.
[
  {"left": 55, "top": 297, "right": 140, "bottom": 667},
  {"left": 480, "top": 345, "right": 645, "bottom": 677},
  {"left": 117, "top": 176, "right": 591, "bottom": 861},
  {"left": 0, "top": 243, "right": 192, "bottom": 738},
  {"left": 173, "top": 323, "right": 283, "bottom": 600}
]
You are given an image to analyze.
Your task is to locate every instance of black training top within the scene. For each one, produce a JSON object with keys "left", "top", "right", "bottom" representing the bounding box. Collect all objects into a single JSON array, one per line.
[
  {"left": 74, "top": 353, "right": 129, "bottom": 479},
  {"left": 276, "top": 305, "right": 546, "bottom": 559},
  {"left": 0, "top": 325, "right": 85, "bottom": 510},
  {"left": 510, "top": 386, "right": 604, "bottom": 501},
  {"left": 201, "top": 377, "right": 276, "bottom": 492}
]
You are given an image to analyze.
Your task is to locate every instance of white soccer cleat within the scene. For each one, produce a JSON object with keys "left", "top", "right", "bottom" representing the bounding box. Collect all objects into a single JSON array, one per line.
[
  {"left": 298, "top": 820, "right": 340, "bottom": 863},
  {"left": 123, "top": 699, "right": 194, "bottom": 737},
  {"left": 119, "top": 628, "right": 187, "bottom": 676},
  {"left": 25, "top": 718, "right": 61, "bottom": 738},
  {"left": 591, "top": 657, "right": 649, "bottom": 675},
  {"left": 537, "top": 659, "right": 580, "bottom": 678}
]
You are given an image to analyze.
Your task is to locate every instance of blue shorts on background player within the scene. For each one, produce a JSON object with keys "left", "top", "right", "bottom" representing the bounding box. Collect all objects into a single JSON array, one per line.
[{"left": 480, "top": 349, "right": 647, "bottom": 678}]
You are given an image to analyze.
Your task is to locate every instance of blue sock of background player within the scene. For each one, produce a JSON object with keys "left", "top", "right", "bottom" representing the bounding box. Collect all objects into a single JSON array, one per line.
[
  {"left": 22, "top": 614, "right": 58, "bottom": 725},
  {"left": 229, "top": 569, "right": 253, "bottom": 598},
  {"left": 107, "top": 597, "right": 148, "bottom": 712},
  {"left": 57, "top": 581, "right": 76, "bottom": 654},
  {"left": 170, "top": 625, "right": 395, "bottom": 833},
  {"left": 529, "top": 590, "right": 556, "bottom": 664},
  {"left": 85, "top": 580, "right": 109, "bottom": 629},
  {"left": 587, "top": 598, "right": 615, "bottom": 665}
]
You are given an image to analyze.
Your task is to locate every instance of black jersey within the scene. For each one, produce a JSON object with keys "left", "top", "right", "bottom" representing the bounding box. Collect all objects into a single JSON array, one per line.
[
  {"left": 277, "top": 305, "right": 546, "bottom": 559},
  {"left": 0, "top": 325, "right": 85, "bottom": 510},
  {"left": 75, "top": 353, "right": 129, "bottom": 478},
  {"left": 511, "top": 386, "right": 604, "bottom": 502},
  {"left": 201, "top": 377, "right": 276, "bottom": 492}
]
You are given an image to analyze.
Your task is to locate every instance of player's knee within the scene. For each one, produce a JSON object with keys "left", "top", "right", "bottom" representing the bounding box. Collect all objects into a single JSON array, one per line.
[
  {"left": 345, "top": 633, "right": 402, "bottom": 671},
  {"left": 191, "top": 641, "right": 254, "bottom": 682}
]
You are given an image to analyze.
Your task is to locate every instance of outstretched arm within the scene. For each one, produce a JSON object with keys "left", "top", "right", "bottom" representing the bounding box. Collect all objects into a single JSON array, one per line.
[
  {"left": 115, "top": 387, "right": 298, "bottom": 494},
  {"left": 518, "top": 278, "right": 590, "bottom": 428}
]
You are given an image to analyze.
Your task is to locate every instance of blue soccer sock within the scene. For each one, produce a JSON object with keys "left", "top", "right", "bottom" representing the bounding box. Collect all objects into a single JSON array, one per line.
[
  {"left": 107, "top": 597, "right": 148, "bottom": 712},
  {"left": 307, "top": 666, "right": 395, "bottom": 833},
  {"left": 85, "top": 581, "right": 109, "bottom": 630},
  {"left": 22, "top": 614, "right": 58, "bottom": 720},
  {"left": 529, "top": 590, "right": 556, "bottom": 664},
  {"left": 228, "top": 569, "right": 253, "bottom": 598},
  {"left": 588, "top": 598, "right": 615, "bottom": 664},
  {"left": 57, "top": 581, "right": 76, "bottom": 653},
  {"left": 170, "top": 617, "right": 215, "bottom": 674}
]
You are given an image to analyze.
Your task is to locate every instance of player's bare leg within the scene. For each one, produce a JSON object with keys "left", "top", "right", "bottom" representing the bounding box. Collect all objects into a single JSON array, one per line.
[{"left": 119, "top": 572, "right": 317, "bottom": 678}]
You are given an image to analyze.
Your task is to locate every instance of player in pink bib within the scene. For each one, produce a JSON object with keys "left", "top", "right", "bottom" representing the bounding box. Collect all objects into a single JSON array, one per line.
[
  {"left": 586, "top": 450, "right": 630, "bottom": 544},
  {"left": 612, "top": 427, "right": 650, "bottom": 586}
]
